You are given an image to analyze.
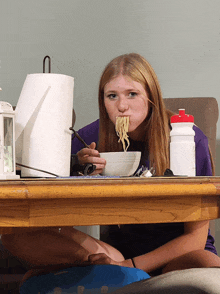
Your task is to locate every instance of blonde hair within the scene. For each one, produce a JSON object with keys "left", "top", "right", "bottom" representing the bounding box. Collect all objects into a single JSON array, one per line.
[{"left": 98, "top": 53, "right": 171, "bottom": 176}]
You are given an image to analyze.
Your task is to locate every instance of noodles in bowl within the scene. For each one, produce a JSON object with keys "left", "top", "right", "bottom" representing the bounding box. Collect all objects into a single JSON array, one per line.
[{"left": 100, "top": 117, "right": 141, "bottom": 176}]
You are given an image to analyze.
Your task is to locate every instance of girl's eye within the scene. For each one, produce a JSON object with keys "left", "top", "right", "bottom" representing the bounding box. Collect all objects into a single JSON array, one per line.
[
  {"left": 129, "top": 92, "right": 137, "bottom": 98},
  {"left": 107, "top": 94, "right": 117, "bottom": 99}
]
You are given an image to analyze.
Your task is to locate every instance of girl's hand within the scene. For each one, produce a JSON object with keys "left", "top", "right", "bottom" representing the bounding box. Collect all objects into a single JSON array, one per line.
[{"left": 76, "top": 142, "right": 106, "bottom": 175}]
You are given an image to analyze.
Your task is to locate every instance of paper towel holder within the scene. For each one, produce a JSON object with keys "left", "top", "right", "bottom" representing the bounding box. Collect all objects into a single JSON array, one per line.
[{"left": 43, "top": 56, "right": 51, "bottom": 73}]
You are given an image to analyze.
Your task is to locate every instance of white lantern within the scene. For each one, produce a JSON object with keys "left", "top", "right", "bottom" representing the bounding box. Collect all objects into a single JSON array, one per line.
[{"left": 0, "top": 101, "right": 20, "bottom": 179}]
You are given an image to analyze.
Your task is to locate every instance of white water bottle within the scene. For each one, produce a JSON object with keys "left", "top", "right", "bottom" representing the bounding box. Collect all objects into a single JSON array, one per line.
[{"left": 170, "top": 109, "right": 195, "bottom": 176}]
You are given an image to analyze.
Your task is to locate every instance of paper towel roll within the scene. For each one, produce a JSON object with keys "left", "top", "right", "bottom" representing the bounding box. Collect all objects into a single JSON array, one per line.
[{"left": 15, "top": 73, "right": 74, "bottom": 177}]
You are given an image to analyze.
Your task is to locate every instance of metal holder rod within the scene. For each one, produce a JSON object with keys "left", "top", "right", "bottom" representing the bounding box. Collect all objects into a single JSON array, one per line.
[{"left": 43, "top": 56, "right": 51, "bottom": 73}]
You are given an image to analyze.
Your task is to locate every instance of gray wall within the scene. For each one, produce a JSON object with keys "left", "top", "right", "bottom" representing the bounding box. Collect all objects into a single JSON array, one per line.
[{"left": 1, "top": 0, "right": 220, "bottom": 251}]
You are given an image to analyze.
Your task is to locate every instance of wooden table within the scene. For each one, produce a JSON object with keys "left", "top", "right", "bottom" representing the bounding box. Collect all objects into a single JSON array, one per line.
[{"left": 0, "top": 176, "right": 220, "bottom": 234}]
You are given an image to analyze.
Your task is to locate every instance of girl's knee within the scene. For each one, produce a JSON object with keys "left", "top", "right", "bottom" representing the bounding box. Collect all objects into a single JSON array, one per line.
[
  {"left": 162, "top": 250, "right": 220, "bottom": 274},
  {"left": 192, "top": 249, "right": 220, "bottom": 267}
]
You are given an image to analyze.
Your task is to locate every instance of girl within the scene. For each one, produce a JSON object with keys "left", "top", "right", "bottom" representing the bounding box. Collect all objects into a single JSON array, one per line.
[{"left": 73, "top": 53, "right": 220, "bottom": 275}]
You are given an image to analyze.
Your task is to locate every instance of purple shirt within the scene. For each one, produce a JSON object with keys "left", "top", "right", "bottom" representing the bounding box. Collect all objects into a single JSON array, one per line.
[{"left": 71, "top": 119, "right": 217, "bottom": 256}]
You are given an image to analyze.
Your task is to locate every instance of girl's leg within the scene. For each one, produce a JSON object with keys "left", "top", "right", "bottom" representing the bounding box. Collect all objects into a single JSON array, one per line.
[
  {"left": 59, "top": 226, "right": 125, "bottom": 262},
  {"left": 1, "top": 227, "right": 125, "bottom": 267},
  {"left": 162, "top": 249, "right": 220, "bottom": 274}
]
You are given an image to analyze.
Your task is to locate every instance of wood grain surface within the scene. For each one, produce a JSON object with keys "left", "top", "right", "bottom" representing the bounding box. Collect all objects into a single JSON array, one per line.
[{"left": 0, "top": 177, "right": 219, "bottom": 234}]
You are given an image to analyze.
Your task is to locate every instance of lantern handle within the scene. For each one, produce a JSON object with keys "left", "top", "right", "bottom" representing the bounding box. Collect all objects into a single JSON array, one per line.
[{"left": 43, "top": 56, "right": 51, "bottom": 73}]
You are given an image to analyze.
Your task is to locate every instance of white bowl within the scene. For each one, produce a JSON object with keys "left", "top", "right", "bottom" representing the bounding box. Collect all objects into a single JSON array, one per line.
[{"left": 99, "top": 151, "right": 141, "bottom": 177}]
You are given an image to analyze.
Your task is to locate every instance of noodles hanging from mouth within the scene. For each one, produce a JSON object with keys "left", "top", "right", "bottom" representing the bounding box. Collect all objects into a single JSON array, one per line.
[{"left": 115, "top": 116, "right": 130, "bottom": 151}]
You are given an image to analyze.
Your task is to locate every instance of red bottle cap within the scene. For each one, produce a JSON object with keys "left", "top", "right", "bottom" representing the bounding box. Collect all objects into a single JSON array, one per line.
[{"left": 171, "top": 109, "right": 194, "bottom": 123}]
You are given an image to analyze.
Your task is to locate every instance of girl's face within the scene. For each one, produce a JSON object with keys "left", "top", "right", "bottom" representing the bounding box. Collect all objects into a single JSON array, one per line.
[{"left": 104, "top": 75, "right": 149, "bottom": 141}]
